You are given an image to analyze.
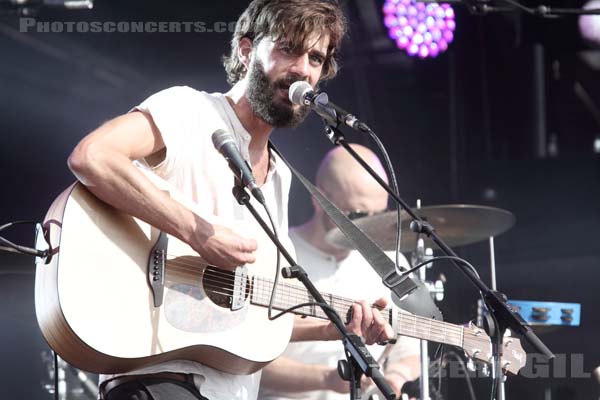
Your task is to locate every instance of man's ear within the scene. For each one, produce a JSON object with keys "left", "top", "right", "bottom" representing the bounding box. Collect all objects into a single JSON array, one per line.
[{"left": 238, "top": 37, "right": 253, "bottom": 69}]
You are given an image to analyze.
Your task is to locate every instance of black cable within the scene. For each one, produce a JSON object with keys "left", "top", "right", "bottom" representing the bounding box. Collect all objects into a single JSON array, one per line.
[
  {"left": 266, "top": 301, "right": 341, "bottom": 322},
  {"left": 366, "top": 129, "right": 404, "bottom": 272},
  {"left": 260, "top": 200, "right": 346, "bottom": 325},
  {"left": 0, "top": 235, "right": 44, "bottom": 257},
  {"left": 496, "top": 0, "right": 534, "bottom": 14},
  {"left": 0, "top": 220, "right": 48, "bottom": 258},
  {"left": 435, "top": 345, "right": 445, "bottom": 395},
  {"left": 401, "top": 255, "right": 481, "bottom": 280},
  {"left": 53, "top": 350, "right": 58, "bottom": 400},
  {"left": 403, "top": 255, "right": 487, "bottom": 305},
  {"left": 262, "top": 201, "right": 283, "bottom": 321},
  {"left": 0, "top": 220, "right": 38, "bottom": 232},
  {"left": 494, "top": 0, "right": 600, "bottom": 16},
  {"left": 486, "top": 309, "right": 502, "bottom": 400},
  {"left": 446, "top": 351, "right": 477, "bottom": 400}
]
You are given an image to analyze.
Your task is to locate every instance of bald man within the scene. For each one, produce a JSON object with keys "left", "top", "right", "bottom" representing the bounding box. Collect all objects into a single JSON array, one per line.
[{"left": 258, "top": 144, "right": 420, "bottom": 400}]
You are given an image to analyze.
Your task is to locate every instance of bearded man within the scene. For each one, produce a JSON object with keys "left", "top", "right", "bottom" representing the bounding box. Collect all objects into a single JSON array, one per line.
[{"left": 67, "top": 1, "right": 395, "bottom": 399}]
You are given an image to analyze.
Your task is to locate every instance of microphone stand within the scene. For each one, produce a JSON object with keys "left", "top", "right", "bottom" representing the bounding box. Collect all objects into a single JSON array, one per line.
[
  {"left": 455, "top": 0, "right": 600, "bottom": 17},
  {"left": 230, "top": 184, "right": 396, "bottom": 400},
  {"left": 321, "top": 122, "right": 554, "bottom": 396}
]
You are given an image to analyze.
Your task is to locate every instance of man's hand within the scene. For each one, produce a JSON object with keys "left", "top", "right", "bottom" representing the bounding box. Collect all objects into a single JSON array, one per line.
[
  {"left": 291, "top": 298, "right": 394, "bottom": 343},
  {"left": 341, "top": 297, "right": 394, "bottom": 345},
  {"left": 190, "top": 222, "right": 257, "bottom": 270}
]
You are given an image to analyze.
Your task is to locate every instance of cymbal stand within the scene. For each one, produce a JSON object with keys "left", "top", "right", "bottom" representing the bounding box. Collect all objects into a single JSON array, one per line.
[
  {"left": 412, "top": 200, "right": 431, "bottom": 400},
  {"left": 477, "top": 236, "right": 507, "bottom": 399},
  {"left": 413, "top": 243, "right": 440, "bottom": 400},
  {"left": 489, "top": 236, "right": 506, "bottom": 400},
  {"left": 417, "top": 242, "right": 431, "bottom": 400}
]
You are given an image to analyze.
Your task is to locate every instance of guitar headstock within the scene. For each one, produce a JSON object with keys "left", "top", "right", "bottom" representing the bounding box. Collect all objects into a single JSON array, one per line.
[{"left": 462, "top": 323, "right": 527, "bottom": 375}]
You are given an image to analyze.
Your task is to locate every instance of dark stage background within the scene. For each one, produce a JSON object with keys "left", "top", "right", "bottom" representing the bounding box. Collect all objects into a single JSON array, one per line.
[{"left": 1, "top": 0, "right": 599, "bottom": 399}]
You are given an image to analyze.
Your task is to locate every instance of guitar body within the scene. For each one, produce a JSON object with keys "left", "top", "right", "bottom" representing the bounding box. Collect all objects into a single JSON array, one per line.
[{"left": 35, "top": 183, "right": 294, "bottom": 375}]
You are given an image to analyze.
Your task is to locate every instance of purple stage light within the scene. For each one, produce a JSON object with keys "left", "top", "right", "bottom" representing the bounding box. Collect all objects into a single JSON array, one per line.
[
  {"left": 579, "top": 0, "right": 600, "bottom": 46},
  {"left": 383, "top": 0, "right": 455, "bottom": 58},
  {"left": 396, "top": 36, "right": 410, "bottom": 49}
]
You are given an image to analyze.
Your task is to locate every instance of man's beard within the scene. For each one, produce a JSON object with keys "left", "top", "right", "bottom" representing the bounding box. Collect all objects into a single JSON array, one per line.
[{"left": 246, "top": 60, "right": 311, "bottom": 128}]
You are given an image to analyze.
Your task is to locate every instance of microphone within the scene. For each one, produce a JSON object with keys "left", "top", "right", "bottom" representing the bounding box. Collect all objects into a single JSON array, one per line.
[
  {"left": 211, "top": 129, "right": 265, "bottom": 204},
  {"left": 288, "top": 81, "right": 371, "bottom": 132}
]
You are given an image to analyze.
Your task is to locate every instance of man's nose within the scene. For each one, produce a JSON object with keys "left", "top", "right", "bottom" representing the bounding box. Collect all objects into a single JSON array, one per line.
[{"left": 289, "top": 53, "right": 310, "bottom": 78}]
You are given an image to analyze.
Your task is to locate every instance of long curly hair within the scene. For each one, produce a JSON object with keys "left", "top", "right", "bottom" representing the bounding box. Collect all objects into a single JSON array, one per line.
[{"left": 223, "top": 0, "right": 347, "bottom": 86}]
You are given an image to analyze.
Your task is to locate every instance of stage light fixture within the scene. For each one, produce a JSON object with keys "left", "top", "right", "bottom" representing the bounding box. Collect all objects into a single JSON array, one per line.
[
  {"left": 579, "top": 0, "right": 600, "bottom": 46},
  {"left": 383, "top": 0, "right": 456, "bottom": 58}
]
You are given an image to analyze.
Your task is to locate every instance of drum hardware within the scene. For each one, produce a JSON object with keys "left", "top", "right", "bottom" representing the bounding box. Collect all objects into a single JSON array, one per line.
[
  {"left": 41, "top": 350, "right": 97, "bottom": 399},
  {"left": 325, "top": 204, "right": 516, "bottom": 252},
  {"left": 424, "top": 278, "right": 445, "bottom": 302},
  {"left": 327, "top": 203, "right": 557, "bottom": 399},
  {"left": 480, "top": 300, "right": 582, "bottom": 335},
  {"left": 328, "top": 202, "right": 520, "bottom": 399},
  {"left": 413, "top": 246, "right": 446, "bottom": 303},
  {"left": 505, "top": 301, "right": 581, "bottom": 327},
  {"left": 365, "top": 357, "right": 446, "bottom": 400}
]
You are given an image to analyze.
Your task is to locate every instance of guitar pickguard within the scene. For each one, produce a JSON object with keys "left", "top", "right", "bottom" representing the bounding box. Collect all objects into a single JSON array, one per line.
[{"left": 163, "top": 274, "right": 248, "bottom": 334}]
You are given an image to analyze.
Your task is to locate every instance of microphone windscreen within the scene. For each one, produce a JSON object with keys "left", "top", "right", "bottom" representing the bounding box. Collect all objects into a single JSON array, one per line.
[
  {"left": 211, "top": 128, "right": 234, "bottom": 151},
  {"left": 289, "top": 81, "right": 313, "bottom": 105}
]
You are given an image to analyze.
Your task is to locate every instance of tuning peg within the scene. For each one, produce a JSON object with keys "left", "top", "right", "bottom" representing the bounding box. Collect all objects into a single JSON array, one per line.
[
  {"left": 481, "top": 363, "right": 490, "bottom": 377},
  {"left": 466, "top": 357, "right": 476, "bottom": 372}
]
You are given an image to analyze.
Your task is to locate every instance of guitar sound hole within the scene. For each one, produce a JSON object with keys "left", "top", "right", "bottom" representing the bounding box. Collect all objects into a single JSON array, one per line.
[{"left": 203, "top": 266, "right": 250, "bottom": 309}]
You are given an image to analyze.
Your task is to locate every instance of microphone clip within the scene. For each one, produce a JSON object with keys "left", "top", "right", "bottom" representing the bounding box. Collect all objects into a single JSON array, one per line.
[{"left": 310, "top": 92, "right": 339, "bottom": 125}]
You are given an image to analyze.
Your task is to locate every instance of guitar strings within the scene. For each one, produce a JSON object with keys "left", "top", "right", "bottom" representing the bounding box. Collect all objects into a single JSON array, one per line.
[
  {"left": 225, "top": 281, "right": 472, "bottom": 346},
  {"left": 172, "top": 279, "right": 485, "bottom": 348},
  {"left": 164, "top": 259, "right": 477, "bottom": 343},
  {"left": 169, "top": 275, "right": 473, "bottom": 347},
  {"left": 163, "top": 259, "right": 489, "bottom": 346},
  {"left": 163, "top": 264, "right": 478, "bottom": 345},
  {"left": 163, "top": 259, "right": 502, "bottom": 345},
  {"left": 161, "top": 265, "right": 505, "bottom": 370},
  {"left": 161, "top": 263, "right": 508, "bottom": 370}
]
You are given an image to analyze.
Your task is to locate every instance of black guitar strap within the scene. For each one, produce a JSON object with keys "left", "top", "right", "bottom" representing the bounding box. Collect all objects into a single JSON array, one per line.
[{"left": 269, "top": 142, "right": 443, "bottom": 320}]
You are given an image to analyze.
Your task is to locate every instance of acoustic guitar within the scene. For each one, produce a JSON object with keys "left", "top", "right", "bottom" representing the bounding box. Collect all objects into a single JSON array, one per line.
[{"left": 34, "top": 183, "right": 526, "bottom": 376}]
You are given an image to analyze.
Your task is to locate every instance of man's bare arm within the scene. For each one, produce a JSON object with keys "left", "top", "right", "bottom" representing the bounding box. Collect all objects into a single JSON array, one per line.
[
  {"left": 260, "top": 357, "right": 333, "bottom": 392},
  {"left": 68, "top": 111, "right": 257, "bottom": 269}
]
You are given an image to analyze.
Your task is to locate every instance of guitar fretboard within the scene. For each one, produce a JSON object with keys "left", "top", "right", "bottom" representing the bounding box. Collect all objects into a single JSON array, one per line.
[{"left": 250, "top": 276, "right": 464, "bottom": 348}]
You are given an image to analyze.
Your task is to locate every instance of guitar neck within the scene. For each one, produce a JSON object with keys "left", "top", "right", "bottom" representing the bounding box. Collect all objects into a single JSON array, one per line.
[{"left": 250, "top": 276, "right": 463, "bottom": 348}]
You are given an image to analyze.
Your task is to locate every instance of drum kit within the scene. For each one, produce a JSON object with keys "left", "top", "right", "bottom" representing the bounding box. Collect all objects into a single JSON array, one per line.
[
  {"left": 326, "top": 203, "right": 581, "bottom": 400},
  {"left": 325, "top": 202, "right": 565, "bottom": 400},
  {"left": 326, "top": 203, "right": 517, "bottom": 321},
  {"left": 326, "top": 204, "right": 516, "bottom": 254}
]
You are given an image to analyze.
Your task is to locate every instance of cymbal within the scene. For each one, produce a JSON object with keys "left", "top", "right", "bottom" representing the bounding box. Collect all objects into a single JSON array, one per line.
[{"left": 325, "top": 204, "right": 516, "bottom": 252}]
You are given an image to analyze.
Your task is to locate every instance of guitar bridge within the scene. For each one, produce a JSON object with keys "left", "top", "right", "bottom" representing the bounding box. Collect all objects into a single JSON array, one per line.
[
  {"left": 231, "top": 266, "right": 248, "bottom": 311},
  {"left": 147, "top": 231, "right": 168, "bottom": 307}
]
